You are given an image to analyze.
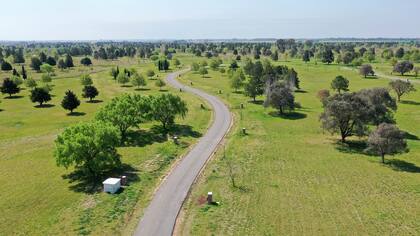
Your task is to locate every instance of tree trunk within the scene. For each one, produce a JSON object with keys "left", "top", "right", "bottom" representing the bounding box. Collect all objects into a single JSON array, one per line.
[{"left": 381, "top": 153, "right": 385, "bottom": 164}]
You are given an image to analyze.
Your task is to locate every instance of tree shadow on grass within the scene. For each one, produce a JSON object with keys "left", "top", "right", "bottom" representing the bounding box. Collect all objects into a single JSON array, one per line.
[
  {"left": 295, "top": 90, "right": 308, "bottom": 93},
  {"left": 134, "top": 88, "right": 151, "bottom": 91},
  {"left": 405, "top": 132, "right": 419, "bottom": 140},
  {"left": 4, "top": 95, "right": 23, "bottom": 99},
  {"left": 334, "top": 140, "right": 374, "bottom": 156},
  {"left": 67, "top": 112, "right": 86, "bottom": 117},
  {"left": 170, "top": 124, "right": 202, "bottom": 138},
  {"left": 363, "top": 76, "right": 378, "bottom": 79},
  {"left": 62, "top": 163, "right": 139, "bottom": 194},
  {"left": 387, "top": 159, "right": 420, "bottom": 173},
  {"left": 124, "top": 129, "right": 167, "bottom": 147},
  {"left": 247, "top": 100, "right": 264, "bottom": 105},
  {"left": 400, "top": 100, "right": 420, "bottom": 106},
  {"left": 158, "top": 89, "right": 168, "bottom": 92},
  {"left": 86, "top": 100, "right": 103, "bottom": 104},
  {"left": 268, "top": 111, "right": 307, "bottom": 120},
  {"left": 34, "top": 104, "right": 55, "bottom": 108}
]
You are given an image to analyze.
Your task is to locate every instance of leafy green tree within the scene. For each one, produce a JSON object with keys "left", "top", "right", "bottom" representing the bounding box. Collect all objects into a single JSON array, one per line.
[
  {"left": 320, "top": 48, "right": 334, "bottom": 64},
  {"left": 30, "top": 87, "right": 51, "bottom": 106},
  {"left": 30, "top": 57, "right": 42, "bottom": 71},
  {"left": 80, "top": 57, "right": 92, "bottom": 66},
  {"left": 131, "top": 73, "right": 147, "bottom": 89},
  {"left": 146, "top": 69, "right": 155, "bottom": 79},
  {"left": 199, "top": 66, "right": 208, "bottom": 78},
  {"left": 389, "top": 80, "right": 416, "bottom": 102},
  {"left": 320, "top": 93, "right": 370, "bottom": 142},
  {"left": 271, "top": 50, "right": 279, "bottom": 61},
  {"left": 150, "top": 93, "right": 188, "bottom": 130},
  {"left": 244, "top": 75, "right": 264, "bottom": 102},
  {"left": 64, "top": 54, "right": 74, "bottom": 68},
  {"left": 40, "top": 63, "right": 54, "bottom": 75},
  {"left": 393, "top": 61, "right": 414, "bottom": 75},
  {"left": 230, "top": 69, "right": 245, "bottom": 92},
  {"left": 41, "top": 73, "right": 52, "bottom": 84},
  {"left": 82, "top": 85, "right": 99, "bottom": 102},
  {"left": 1, "top": 78, "right": 20, "bottom": 97},
  {"left": 366, "top": 123, "right": 407, "bottom": 163},
  {"left": 117, "top": 72, "right": 129, "bottom": 86},
  {"left": 357, "top": 88, "right": 397, "bottom": 126},
  {"left": 25, "top": 77, "right": 37, "bottom": 90},
  {"left": 173, "top": 58, "right": 181, "bottom": 68},
  {"left": 46, "top": 56, "right": 56, "bottom": 66},
  {"left": 155, "top": 79, "right": 166, "bottom": 91},
  {"left": 191, "top": 62, "right": 200, "bottom": 71},
  {"left": 10, "top": 75, "right": 23, "bottom": 87},
  {"left": 13, "top": 49, "right": 25, "bottom": 63},
  {"left": 268, "top": 82, "right": 295, "bottom": 114},
  {"left": 57, "top": 59, "right": 67, "bottom": 70},
  {"left": 110, "top": 67, "right": 119, "bottom": 80},
  {"left": 1, "top": 61, "right": 12, "bottom": 71},
  {"left": 359, "top": 64, "right": 374, "bottom": 78},
  {"left": 95, "top": 94, "right": 151, "bottom": 139},
  {"left": 21, "top": 65, "right": 27, "bottom": 79},
  {"left": 395, "top": 47, "right": 405, "bottom": 58},
  {"left": 80, "top": 74, "right": 93, "bottom": 86},
  {"left": 54, "top": 121, "right": 121, "bottom": 177},
  {"left": 302, "top": 50, "right": 311, "bottom": 63},
  {"left": 61, "top": 90, "right": 80, "bottom": 114},
  {"left": 331, "top": 75, "right": 349, "bottom": 94},
  {"left": 39, "top": 52, "right": 47, "bottom": 63}
]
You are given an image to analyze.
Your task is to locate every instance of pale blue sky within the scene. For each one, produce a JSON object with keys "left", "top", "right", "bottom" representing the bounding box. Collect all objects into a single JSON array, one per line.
[{"left": 1, "top": 0, "right": 419, "bottom": 40}]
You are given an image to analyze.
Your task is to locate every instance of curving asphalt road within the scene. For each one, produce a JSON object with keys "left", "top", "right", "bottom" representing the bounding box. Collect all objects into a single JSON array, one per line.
[{"left": 134, "top": 71, "right": 232, "bottom": 236}]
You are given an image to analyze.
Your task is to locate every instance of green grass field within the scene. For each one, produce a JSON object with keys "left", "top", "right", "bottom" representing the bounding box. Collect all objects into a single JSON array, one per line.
[
  {"left": 177, "top": 56, "right": 420, "bottom": 235},
  {"left": 0, "top": 56, "right": 211, "bottom": 235}
]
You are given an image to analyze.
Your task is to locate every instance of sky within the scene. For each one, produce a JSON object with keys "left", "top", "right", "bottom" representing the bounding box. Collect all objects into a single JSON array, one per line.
[{"left": 0, "top": 0, "right": 419, "bottom": 40}]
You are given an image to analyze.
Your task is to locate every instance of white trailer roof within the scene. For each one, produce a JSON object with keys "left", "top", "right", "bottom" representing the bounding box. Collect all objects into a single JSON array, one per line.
[{"left": 103, "top": 178, "right": 121, "bottom": 185}]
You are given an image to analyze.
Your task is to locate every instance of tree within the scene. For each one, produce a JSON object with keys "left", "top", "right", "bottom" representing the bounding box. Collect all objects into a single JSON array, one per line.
[
  {"left": 117, "top": 72, "right": 129, "bottom": 86},
  {"left": 95, "top": 94, "right": 151, "bottom": 139},
  {"left": 64, "top": 54, "right": 74, "bottom": 68},
  {"left": 46, "top": 56, "right": 56, "bottom": 66},
  {"left": 331, "top": 75, "right": 349, "bottom": 94},
  {"left": 357, "top": 88, "right": 397, "bottom": 126},
  {"left": 210, "top": 59, "right": 221, "bottom": 70},
  {"left": 393, "top": 61, "right": 414, "bottom": 75},
  {"left": 54, "top": 121, "right": 121, "bottom": 177},
  {"left": 268, "top": 82, "right": 295, "bottom": 114},
  {"left": 82, "top": 85, "right": 99, "bottom": 102},
  {"left": 39, "top": 52, "right": 47, "bottom": 63},
  {"left": 191, "top": 62, "right": 200, "bottom": 72},
  {"left": 21, "top": 65, "right": 27, "bottom": 79},
  {"left": 302, "top": 50, "right": 311, "bottom": 63},
  {"left": 1, "top": 78, "right": 20, "bottom": 97},
  {"left": 61, "top": 90, "right": 80, "bottom": 114},
  {"left": 41, "top": 73, "right": 52, "bottom": 84},
  {"left": 320, "top": 93, "right": 369, "bottom": 142},
  {"left": 30, "top": 57, "right": 42, "bottom": 71},
  {"left": 366, "top": 123, "right": 407, "bottom": 163},
  {"left": 271, "top": 50, "right": 279, "bottom": 61},
  {"left": 146, "top": 69, "right": 155, "bottom": 79},
  {"left": 11, "top": 75, "right": 23, "bottom": 86},
  {"left": 110, "top": 67, "right": 119, "bottom": 80},
  {"left": 173, "top": 58, "right": 181, "bottom": 68},
  {"left": 359, "top": 64, "right": 374, "bottom": 78},
  {"left": 230, "top": 69, "right": 245, "bottom": 92},
  {"left": 30, "top": 87, "right": 51, "bottom": 106},
  {"left": 40, "top": 63, "right": 54, "bottom": 75},
  {"left": 80, "top": 74, "right": 93, "bottom": 86},
  {"left": 389, "top": 80, "right": 416, "bottom": 102},
  {"left": 155, "top": 79, "right": 166, "bottom": 91},
  {"left": 80, "top": 57, "right": 92, "bottom": 66},
  {"left": 25, "top": 77, "right": 37, "bottom": 90},
  {"left": 1, "top": 61, "right": 13, "bottom": 71},
  {"left": 150, "top": 93, "right": 188, "bottom": 130},
  {"left": 395, "top": 47, "right": 405, "bottom": 58},
  {"left": 320, "top": 48, "right": 334, "bottom": 64},
  {"left": 57, "top": 59, "right": 67, "bottom": 70},
  {"left": 244, "top": 76, "right": 264, "bottom": 102},
  {"left": 199, "top": 66, "right": 208, "bottom": 78},
  {"left": 317, "top": 89, "right": 330, "bottom": 105},
  {"left": 13, "top": 49, "right": 25, "bottom": 63},
  {"left": 131, "top": 73, "right": 147, "bottom": 89}
]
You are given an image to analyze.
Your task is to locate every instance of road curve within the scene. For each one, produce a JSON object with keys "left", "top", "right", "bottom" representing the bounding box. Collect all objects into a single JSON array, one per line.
[{"left": 134, "top": 71, "right": 232, "bottom": 236}]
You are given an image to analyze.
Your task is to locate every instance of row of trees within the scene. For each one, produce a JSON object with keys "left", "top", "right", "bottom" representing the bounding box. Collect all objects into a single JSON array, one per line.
[{"left": 54, "top": 93, "right": 188, "bottom": 177}]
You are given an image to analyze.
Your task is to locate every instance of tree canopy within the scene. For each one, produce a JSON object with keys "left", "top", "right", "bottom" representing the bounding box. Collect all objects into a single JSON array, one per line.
[{"left": 150, "top": 93, "right": 188, "bottom": 130}]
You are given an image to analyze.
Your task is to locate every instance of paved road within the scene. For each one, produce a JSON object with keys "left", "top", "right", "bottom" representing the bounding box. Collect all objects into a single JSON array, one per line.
[{"left": 134, "top": 71, "right": 232, "bottom": 236}]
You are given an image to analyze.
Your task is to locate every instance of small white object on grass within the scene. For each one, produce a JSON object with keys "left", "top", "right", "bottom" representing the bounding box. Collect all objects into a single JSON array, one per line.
[{"left": 103, "top": 178, "right": 121, "bottom": 194}]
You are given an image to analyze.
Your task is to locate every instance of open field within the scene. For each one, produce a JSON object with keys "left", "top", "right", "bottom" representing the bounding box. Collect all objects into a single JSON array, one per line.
[
  {"left": 0, "top": 57, "right": 211, "bottom": 235},
  {"left": 177, "top": 55, "right": 420, "bottom": 235}
]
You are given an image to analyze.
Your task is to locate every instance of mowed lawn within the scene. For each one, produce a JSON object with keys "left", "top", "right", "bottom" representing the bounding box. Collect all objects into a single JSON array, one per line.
[
  {"left": 0, "top": 57, "right": 211, "bottom": 235},
  {"left": 178, "top": 56, "right": 420, "bottom": 235}
]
